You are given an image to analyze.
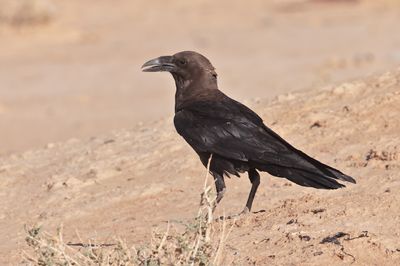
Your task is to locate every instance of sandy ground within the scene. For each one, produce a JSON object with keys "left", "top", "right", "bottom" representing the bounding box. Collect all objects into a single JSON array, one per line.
[
  {"left": 1, "top": 67, "right": 400, "bottom": 265},
  {"left": 1, "top": 0, "right": 400, "bottom": 154},
  {"left": 1, "top": 0, "right": 400, "bottom": 265}
]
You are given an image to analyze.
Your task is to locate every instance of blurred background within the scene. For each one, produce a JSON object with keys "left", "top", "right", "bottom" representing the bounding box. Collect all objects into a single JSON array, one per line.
[{"left": 0, "top": 0, "right": 399, "bottom": 154}]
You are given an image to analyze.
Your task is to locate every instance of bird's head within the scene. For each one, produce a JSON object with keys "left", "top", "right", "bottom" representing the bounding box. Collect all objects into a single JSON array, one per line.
[{"left": 142, "top": 51, "right": 217, "bottom": 85}]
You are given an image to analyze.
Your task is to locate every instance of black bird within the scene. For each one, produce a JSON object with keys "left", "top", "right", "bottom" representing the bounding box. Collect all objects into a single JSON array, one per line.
[{"left": 142, "top": 51, "right": 356, "bottom": 214}]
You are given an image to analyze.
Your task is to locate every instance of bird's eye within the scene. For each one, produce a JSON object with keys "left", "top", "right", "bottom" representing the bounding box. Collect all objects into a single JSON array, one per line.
[{"left": 179, "top": 59, "right": 187, "bottom": 65}]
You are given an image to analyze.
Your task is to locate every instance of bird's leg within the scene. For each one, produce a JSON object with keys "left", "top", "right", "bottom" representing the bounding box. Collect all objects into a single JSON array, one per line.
[
  {"left": 242, "top": 169, "right": 260, "bottom": 214},
  {"left": 212, "top": 173, "right": 226, "bottom": 212}
]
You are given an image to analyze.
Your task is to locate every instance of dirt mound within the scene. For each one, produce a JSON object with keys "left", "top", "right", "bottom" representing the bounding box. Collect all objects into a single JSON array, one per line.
[{"left": 1, "top": 69, "right": 400, "bottom": 264}]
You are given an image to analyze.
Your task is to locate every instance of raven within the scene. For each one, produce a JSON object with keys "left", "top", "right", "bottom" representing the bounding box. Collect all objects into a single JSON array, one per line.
[{"left": 142, "top": 51, "right": 356, "bottom": 214}]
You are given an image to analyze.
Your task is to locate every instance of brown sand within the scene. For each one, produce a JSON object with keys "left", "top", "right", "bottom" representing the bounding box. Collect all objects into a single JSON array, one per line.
[
  {"left": 1, "top": 0, "right": 400, "bottom": 265},
  {"left": 1, "top": 69, "right": 400, "bottom": 264}
]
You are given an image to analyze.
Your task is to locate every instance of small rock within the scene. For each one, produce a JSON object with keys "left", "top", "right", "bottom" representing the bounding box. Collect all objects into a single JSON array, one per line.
[
  {"left": 320, "top": 232, "right": 348, "bottom": 245},
  {"left": 287, "top": 219, "right": 296, "bottom": 225},
  {"left": 103, "top": 139, "right": 115, "bottom": 144},
  {"left": 299, "top": 235, "right": 311, "bottom": 241},
  {"left": 310, "top": 121, "right": 323, "bottom": 129},
  {"left": 311, "top": 208, "right": 326, "bottom": 214}
]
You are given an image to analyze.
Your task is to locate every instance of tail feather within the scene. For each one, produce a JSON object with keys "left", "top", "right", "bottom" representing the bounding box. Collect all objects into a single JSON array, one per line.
[
  {"left": 258, "top": 164, "right": 347, "bottom": 189},
  {"left": 260, "top": 124, "right": 356, "bottom": 185},
  {"left": 299, "top": 152, "right": 356, "bottom": 184},
  {"left": 294, "top": 169, "right": 345, "bottom": 189}
]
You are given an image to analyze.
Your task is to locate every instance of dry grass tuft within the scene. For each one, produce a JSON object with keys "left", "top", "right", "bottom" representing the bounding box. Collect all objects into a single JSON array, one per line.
[{"left": 23, "top": 155, "right": 232, "bottom": 265}]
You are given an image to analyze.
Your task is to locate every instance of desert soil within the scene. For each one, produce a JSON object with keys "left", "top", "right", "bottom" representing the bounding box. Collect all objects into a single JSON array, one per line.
[
  {"left": 1, "top": 0, "right": 400, "bottom": 265},
  {"left": 1, "top": 0, "right": 400, "bottom": 154},
  {"left": 1, "top": 66, "right": 400, "bottom": 265}
]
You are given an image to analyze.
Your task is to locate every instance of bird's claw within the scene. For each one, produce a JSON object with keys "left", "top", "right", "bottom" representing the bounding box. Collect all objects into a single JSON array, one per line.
[
  {"left": 229, "top": 207, "right": 250, "bottom": 219},
  {"left": 240, "top": 207, "right": 250, "bottom": 216},
  {"left": 216, "top": 207, "right": 250, "bottom": 220}
]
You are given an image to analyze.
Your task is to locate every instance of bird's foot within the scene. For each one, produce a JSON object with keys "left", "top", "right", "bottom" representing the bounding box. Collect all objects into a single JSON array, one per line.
[
  {"left": 211, "top": 189, "right": 226, "bottom": 213},
  {"left": 216, "top": 189, "right": 226, "bottom": 204},
  {"left": 228, "top": 207, "right": 250, "bottom": 219},
  {"left": 239, "top": 207, "right": 250, "bottom": 216},
  {"left": 216, "top": 207, "right": 250, "bottom": 220}
]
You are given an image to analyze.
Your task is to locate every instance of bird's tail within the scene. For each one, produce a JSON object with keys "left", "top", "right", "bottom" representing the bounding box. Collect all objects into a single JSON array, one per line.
[
  {"left": 265, "top": 165, "right": 349, "bottom": 189},
  {"left": 257, "top": 159, "right": 356, "bottom": 190},
  {"left": 258, "top": 124, "right": 356, "bottom": 189},
  {"left": 294, "top": 147, "right": 356, "bottom": 187}
]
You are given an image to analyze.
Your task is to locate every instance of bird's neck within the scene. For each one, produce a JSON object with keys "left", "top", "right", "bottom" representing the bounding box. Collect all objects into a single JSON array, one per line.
[{"left": 173, "top": 73, "right": 218, "bottom": 112}]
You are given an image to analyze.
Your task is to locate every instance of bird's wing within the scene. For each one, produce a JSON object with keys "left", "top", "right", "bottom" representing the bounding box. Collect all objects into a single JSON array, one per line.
[
  {"left": 174, "top": 99, "right": 299, "bottom": 166},
  {"left": 174, "top": 99, "right": 355, "bottom": 186}
]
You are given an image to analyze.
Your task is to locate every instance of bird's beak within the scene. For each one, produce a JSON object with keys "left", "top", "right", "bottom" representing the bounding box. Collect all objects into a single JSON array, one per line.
[{"left": 141, "top": 56, "right": 175, "bottom": 72}]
